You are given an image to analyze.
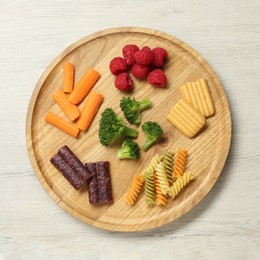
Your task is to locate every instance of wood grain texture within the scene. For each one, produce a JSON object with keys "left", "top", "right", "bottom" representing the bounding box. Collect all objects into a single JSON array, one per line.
[
  {"left": 26, "top": 27, "right": 231, "bottom": 231},
  {"left": 0, "top": 0, "right": 259, "bottom": 258}
]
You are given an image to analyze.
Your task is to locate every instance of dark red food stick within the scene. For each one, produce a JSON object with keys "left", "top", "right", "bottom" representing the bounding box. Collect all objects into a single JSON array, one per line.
[
  {"left": 96, "top": 161, "right": 113, "bottom": 203},
  {"left": 58, "top": 145, "right": 93, "bottom": 182},
  {"left": 85, "top": 163, "right": 99, "bottom": 205},
  {"left": 50, "top": 154, "right": 85, "bottom": 190}
]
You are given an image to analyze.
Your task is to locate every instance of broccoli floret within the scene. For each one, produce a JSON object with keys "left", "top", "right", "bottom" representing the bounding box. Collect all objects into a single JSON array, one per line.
[
  {"left": 141, "top": 121, "right": 163, "bottom": 151},
  {"left": 117, "top": 138, "right": 140, "bottom": 160},
  {"left": 98, "top": 108, "right": 138, "bottom": 146},
  {"left": 120, "top": 97, "right": 151, "bottom": 125}
]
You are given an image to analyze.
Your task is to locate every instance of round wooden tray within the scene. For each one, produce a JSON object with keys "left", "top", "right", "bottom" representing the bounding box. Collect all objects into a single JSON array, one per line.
[{"left": 26, "top": 27, "right": 231, "bottom": 232}]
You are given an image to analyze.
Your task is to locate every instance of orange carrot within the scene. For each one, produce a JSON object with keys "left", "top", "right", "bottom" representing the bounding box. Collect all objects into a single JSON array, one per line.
[
  {"left": 45, "top": 112, "right": 79, "bottom": 138},
  {"left": 63, "top": 62, "right": 74, "bottom": 93},
  {"left": 77, "top": 91, "right": 104, "bottom": 131},
  {"left": 52, "top": 89, "right": 80, "bottom": 121},
  {"left": 68, "top": 68, "right": 100, "bottom": 105}
]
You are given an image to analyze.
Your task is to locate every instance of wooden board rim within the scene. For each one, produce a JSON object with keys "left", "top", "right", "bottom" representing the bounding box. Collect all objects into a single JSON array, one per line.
[{"left": 26, "top": 27, "right": 232, "bottom": 232}]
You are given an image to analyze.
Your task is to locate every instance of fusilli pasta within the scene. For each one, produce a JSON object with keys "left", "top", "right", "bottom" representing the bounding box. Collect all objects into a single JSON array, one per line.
[
  {"left": 145, "top": 169, "right": 155, "bottom": 206},
  {"left": 168, "top": 171, "right": 193, "bottom": 198},
  {"left": 125, "top": 176, "right": 144, "bottom": 205},
  {"left": 162, "top": 151, "right": 174, "bottom": 185},
  {"left": 172, "top": 149, "right": 188, "bottom": 179},
  {"left": 140, "top": 153, "right": 162, "bottom": 180},
  {"left": 155, "top": 162, "right": 170, "bottom": 195},
  {"left": 154, "top": 175, "right": 167, "bottom": 206}
]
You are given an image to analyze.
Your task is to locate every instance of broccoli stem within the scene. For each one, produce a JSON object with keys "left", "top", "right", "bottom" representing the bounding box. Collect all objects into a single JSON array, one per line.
[
  {"left": 124, "top": 127, "right": 138, "bottom": 138},
  {"left": 117, "top": 149, "right": 130, "bottom": 159},
  {"left": 142, "top": 139, "right": 154, "bottom": 151},
  {"left": 138, "top": 99, "right": 151, "bottom": 111}
]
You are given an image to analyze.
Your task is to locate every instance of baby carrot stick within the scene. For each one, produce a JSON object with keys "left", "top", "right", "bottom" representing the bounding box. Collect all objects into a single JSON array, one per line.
[
  {"left": 77, "top": 91, "right": 104, "bottom": 131},
  {"left": 68, "top": 68, "right": 100, "bottom": 105},
  {"left": 63, "top": 62, "right": 74, "bottom": 93},
  {"left": 45, "top": 112, "right": 80, "bottom": 138},
  {"left": 52, "top": 89, "right": 80, "bottom": 121}
]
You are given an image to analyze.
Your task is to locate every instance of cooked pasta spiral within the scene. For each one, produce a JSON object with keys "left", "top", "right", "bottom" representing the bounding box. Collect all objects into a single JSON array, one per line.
[
  {"left": 155, "top": 162, "right": 170, "bottom": 195},
  {"left": 172, "top": 149, "right": 188, "bottom": 179},
  {"left": 169, "top": 172, "right": 193, "bottom": 198},
  {"left": 162, "top": 151, "right": 174, "bottom": 185},
  {"left": 154, "top": 175, "right": 167, "bottom": 206},
  {"left": 145, "top": 169, "right": 155, "bottom": 206},
  {"left": 125, "top": 176, "right": 144, "bottom": 205}
]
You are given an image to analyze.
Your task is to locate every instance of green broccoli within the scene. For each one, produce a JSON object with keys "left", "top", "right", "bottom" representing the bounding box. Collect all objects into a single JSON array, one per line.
[
  {"left": 117, "top": 138, "right": 140, "bottom": 160},
  {"left": 98, "top": 108, "right": 138, "bottom": 146},
  {"left": 141, "top": 121, "right": 163, "bottom": 151},
  {"left": 120, "top": 97, "right": 151, "bottom": 125}
]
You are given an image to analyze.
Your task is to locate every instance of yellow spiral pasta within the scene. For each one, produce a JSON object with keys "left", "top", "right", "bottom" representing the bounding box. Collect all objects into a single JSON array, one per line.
[
  {"left": 125, "top": 176, "right": 144, "bottom": 205},
  {"left": 155, "top": 162, "right": 170, "bottom": 195},
  {"left": 172, "top": 149, "right": 188, "bottom": 179},
  {"left": 145, "top": 169, "right": 155, "bottom": 206},
  {"left": 154, "top": 175, "right": 167, "bottom": 206},
  {"left": 140, "top": 153, "right": 162, "bottom": 180},
  {"left": 162, "top": 151, "right": 174, "bottom": 185},
  {"left": 168, "top": 172, "right": 193, "bottom": 198}
]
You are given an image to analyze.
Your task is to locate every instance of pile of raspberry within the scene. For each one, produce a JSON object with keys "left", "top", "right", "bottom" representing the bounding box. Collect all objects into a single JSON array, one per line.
[{"left": 109, "top": 44, "right": 168, "bottom": 92}]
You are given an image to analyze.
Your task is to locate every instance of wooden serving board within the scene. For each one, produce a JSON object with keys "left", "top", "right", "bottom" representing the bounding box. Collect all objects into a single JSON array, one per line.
[{"left": 26, "top": 27, "right": 231, "bottom": 232}]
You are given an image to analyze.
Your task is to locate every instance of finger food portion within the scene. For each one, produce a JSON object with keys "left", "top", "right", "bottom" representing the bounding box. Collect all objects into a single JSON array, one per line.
[
  {"left": 180, "top": 78, "right": 215, "bottom": 117},
  {"left": 124, "top": 149, "right": 194, "bottom": 207},
  {"left": 167, "top": 98, "right": 206, "bottom": 138}
]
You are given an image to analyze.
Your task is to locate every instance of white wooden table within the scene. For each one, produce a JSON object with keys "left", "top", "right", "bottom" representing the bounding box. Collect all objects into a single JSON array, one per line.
[{"left": 0, "top": 1, "right": 259, "bottom": 259}]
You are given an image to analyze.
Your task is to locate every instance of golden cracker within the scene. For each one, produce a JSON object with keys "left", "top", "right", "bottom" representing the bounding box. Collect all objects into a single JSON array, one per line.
[
  {"left": 180, "top": 78, "right": 215, "bottom": 117},
  {"left": 167, "top": 98, "right": 206, "bottom": 138}
]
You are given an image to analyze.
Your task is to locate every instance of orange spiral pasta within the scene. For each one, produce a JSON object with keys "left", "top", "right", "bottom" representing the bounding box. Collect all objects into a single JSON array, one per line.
[
  {"left": 154, "top": 175, "right": 167, "bottom": 206},
  {"left": 125, "top": 176, "right": 144, "bottom": 205},
  {"left": 172, "top": 149, "right": 188, "bottom": 179}
]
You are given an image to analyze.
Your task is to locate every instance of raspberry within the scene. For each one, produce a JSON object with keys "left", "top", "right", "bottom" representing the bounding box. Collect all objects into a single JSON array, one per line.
[
  {"left": 115, "top": 72, "right": 133, "bottom": 92},
  {"left": 134, "top": 46, "right": 154, "bottom": 65},
  {"left": 152, "top": 47, "right": 168, "bottom": 68},
  {"left": 147, "top": 69, "right": 167, "bottom": 88},
  {"left": 131, "top": 63, "right": 151, "bottom": 79},
  {"left": 122, "top": 44, "right": 139, "bottom": 66},
  {"left": 109, "top": 57, "right": 127, "bottom": 75}
]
